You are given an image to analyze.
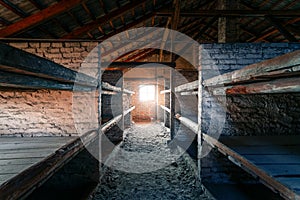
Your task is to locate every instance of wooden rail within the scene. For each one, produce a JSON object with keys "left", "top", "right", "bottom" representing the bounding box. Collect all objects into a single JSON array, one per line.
[
  {"left": 101, "top": 115, "right": 122, "bottom": 133},
  {"left": 160, "top": 89, "right": 171, "bottom": 94},
  {"left": 102, "top": 82, "right": 122, "bottom": 92},
  {"left": 123, "top": 89, "right": 135, "bottom": 95},
  {"left": 204, "top": 50, "right": 300, "bottom": 87},
  {"left": 102, "top": 90, "right": 117, "bottom": 95},
  {"left": 175, "top": 113, "right": 197, "bottom": 133},
  {"left": 124, "top": 106, "right": 135, "bottom": 116},
  {"left": 175, "top": 80, "right": 198, "bottom": 92},
  {"left": 160, "top": 105, "right": 170, "bottom": 113},
  {"left": 0, "top": 43, "right": 97, "bottom": 87},
  {"left": 180, "top": 91, "right": 198, "bottom": 96}
]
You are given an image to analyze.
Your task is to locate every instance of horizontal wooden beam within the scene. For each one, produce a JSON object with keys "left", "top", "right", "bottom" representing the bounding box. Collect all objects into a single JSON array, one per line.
[
  {"left": 101, "top": 114, "right": 122, "bottom": 133},
  {"left": 102, "top": 82, "right": 122, "bottom": 92},
  {"left": 0, "top": 0, "right": 84, "bottom": 37},
  {"left": 180, "top": 91, "right": 198, "bottom": 96},
  {"left": 124, "top": 106, "right": 136, "bottom": 116},
  {"left": 0, "top": 70, "right": 94, "bottom": 91},
  {"left": 0, "top": 43, "right": 97, "bottom": 87},
  {"left": 175, "top": 80, "right": 198, "bottom": 92},
  {"left": 160, "top": 89, "right": 170, "bottom": 94},
  {"left": 123, "top": 89, "right": 135, "bottom": 95},
  {"left": 102, "top": 90, "right": 117, "bottom": 95},
  {"left": 160, "top": 105, "right": 170, "bottom": 113},
  {"left": 156, "top": 9, "right": 300, "bottom": 17},
  {"left": 225, "top": 77, "right": 300, "bottom": 95},
  {"left": 103, "top": 62, "right": 176, "bottom": 69},
  {"left": 204, "top": 50, "right": 300, "bottom": 87},
  {"left": 175, "top": 113, "right": 197, "bottom": 134}
]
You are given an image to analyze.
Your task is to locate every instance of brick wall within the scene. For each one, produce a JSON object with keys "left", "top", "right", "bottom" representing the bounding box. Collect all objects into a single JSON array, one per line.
[
  {"left": 200, "top": 43, "right": 300, "bottom": 184},
  {"left": 0, "top": 41, "right": 99, "bottom": 136}
]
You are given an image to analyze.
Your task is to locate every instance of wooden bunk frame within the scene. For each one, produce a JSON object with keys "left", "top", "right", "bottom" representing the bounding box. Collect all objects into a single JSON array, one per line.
[
  {"left": 0, "top": 42, "right": 136, "bottom": 199},
  {"left": 171, "top": 50, "right": 300, "bottom": 200}
]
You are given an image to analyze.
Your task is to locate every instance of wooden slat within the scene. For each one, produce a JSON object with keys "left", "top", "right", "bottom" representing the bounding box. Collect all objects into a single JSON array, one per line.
[
  {"left": 246, "top": 155, "right": 300, "bottom": 165},
  {"left": 175, "top": 113, "right": 197, "bottom": 133},
  {"left": 180, "top": 91, "right": 198, "bottom": 96},
  {"left": 156, "top": 9, "right": 300, "bottom": 17},
  {"left": 123, "top": 89, "right": 135, "bottom": 95},
  {"left": 211, "top": 77, "right": 300, "bottom": 95},
  {"left": 160, "top": 105, "right": 170, "bottom": 113},
  {"left": 204, "top": 50, "right": 300, "bottom": 87},
  {"left": 0, "top": 131, "right": 98, "bottom": 199},
  {"left": 101, "top": 115, "right": 122, "bottom": 133},
  {"left": 258, "top": 164, "right": 300, "bottom": 177},
  {"left": 0, "top": 70, "right": 93, "bottom": 91},
  {"left": 102, "top": 82, "right": 122, "bottom": 92},
  {"left": 203, "top": 134, "right": 299, "bottom": 200},
  {"left": 0, "top": 0, "right": 84, "bottom": 37},
  {"left": 0, "top": 43, "right": 97, "bottom": 87},
  {"left": 175, "top": 80, "right": 198, "bottom": 92},
  {"left": 124, "top": 106, "right": 135, "bottom": 116},
  {"left": 220, "top": 136, "right": 300, "bottom": 146},
  {"left": 231, "top": 145, "right": 300, "bottom": 155},
  {"left": 160, "top": 89, "right": 170, "bottom": 94}
]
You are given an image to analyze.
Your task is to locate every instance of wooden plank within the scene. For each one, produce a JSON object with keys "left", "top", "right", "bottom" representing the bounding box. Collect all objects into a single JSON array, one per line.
[
  {"left": 0, "top": 70, "right": 93, "bottom": 91},
  {"left": 101, "top": 114, "right": 122, "bottom": 133},
  {"left": 203, "top": 133, "right": 298, "bottom": 200},
  {"left": 232, "top": 145, "right": 300, "bottom": 155},
  {"left": 258, "top": 164, "right": 300, "bottom": 177},
  {"left": 0, "top": 132, "right": 98, "bottom": 199},
  {"left": 0, "top": 158, "right": 43, "bottom": 167},
  {"left": 102, "top": 90, "right": 117, "bottom": 95},
  {"left": 102, "top": 82, "right": 122, "bottom": 92},
  {"left": 226, "top": 77, "right": 300, "bottom": 95},
  {"left": 160, "top": 89, "right": 171, "bottom": 94},
  {"left": 156, "top": 9, "right": 300, "bottom": 17},
  {"left": 204, "top": 50, "right": 300, "bottom": 87},
  {"left": 0, "top": 0, "right": 83, "bottom": 37},
  {"left": 245, "top": 155, "right": 300, "bottom": 165},
  {"left": 175, "top": 80, "right": 198, "bottom": 92},
  {"left": 0, "top": 151, "right": 55, "bottom": 159},
  {"left": 123, "top": 89, "right": 135, "bottom": 95},
  {"left": 0, "top": 137, "right": 73, "bottom": 144},
  {"left": 0, "top": 143, "right": 64, "bottom": 150},
  {"left": 219, "top": 136, "right": 300, "bottom": 146},
  {"left": 175, "top": 113, "right": 198, "bottom": 133},
  {"left": 160, "top": 105, "right": 170, "bottom": 113},
  {"left": 0, "top": 43, "right": 97, "bottom": 87},
  {"left": 276, "top": 177, "right": 300, "bottom": 193},
  {"left": 180, "top": 91, "right": 198, "bottom": 96},
  {"left": 124, "top": 106, "right": 135, "bottom": 116}
]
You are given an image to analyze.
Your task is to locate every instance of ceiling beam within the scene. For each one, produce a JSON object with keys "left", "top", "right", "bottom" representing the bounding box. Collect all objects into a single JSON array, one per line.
[
  {"left": 62, "top": 0, "right": 149, "bottom": 39},
  {"left": 266, "top": 16, "right": 298, "bottom": 42},
  {"left": 0, "top": 0, "right": 84, "bottom": 37},
  {"left": 156, "top": 9, "right": 300, "bottom": 17}
]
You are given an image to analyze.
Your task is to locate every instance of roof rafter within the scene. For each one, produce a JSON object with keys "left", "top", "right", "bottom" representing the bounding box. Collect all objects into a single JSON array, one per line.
[
  {"left": 62, "top": 0, "right": 150, "bottom": 39},
  {"left": 0, "top": 0, "right": 85, "bottom": 37}
]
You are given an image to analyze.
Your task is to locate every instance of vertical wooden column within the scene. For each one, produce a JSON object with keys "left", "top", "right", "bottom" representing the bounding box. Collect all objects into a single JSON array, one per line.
[
  {"left": 218, "top": 0, "right": 240, "bottom": 42},
  {"left": 97, "top": 44, "right": 102, "bottom": 164},
  {"left": 121, "top": 73, "right": 125, "bottom": 140},
  {"left": 170, "top": 68, "right": 175, "bottom": 139},
  {"left": 197, "top": 47, "right": 203, "bottom": 181},
  {"left": 164, "top": 78, "right": 170, "bottom": 128}
]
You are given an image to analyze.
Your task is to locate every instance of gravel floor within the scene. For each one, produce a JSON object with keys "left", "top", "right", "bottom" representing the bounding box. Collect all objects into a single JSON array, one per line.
[{"left": 89, "top": 122, "right": 215, "bottom": 200}]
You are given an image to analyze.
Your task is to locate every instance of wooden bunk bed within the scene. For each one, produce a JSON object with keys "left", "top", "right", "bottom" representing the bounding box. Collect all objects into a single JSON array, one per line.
[
  {"left": 0, "top": 43, "right": 135, "bottom": 199},
  {"left": 173, "top": 50, "right": 300, "bottom": 200}
]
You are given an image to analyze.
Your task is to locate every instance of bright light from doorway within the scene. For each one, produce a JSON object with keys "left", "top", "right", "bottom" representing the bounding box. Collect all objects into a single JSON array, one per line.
[{"left": 139, "top": 85, "right": 155, "bottom": 102}]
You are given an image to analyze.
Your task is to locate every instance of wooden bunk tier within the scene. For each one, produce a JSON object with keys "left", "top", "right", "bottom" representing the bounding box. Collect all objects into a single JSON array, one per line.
[
  {"left": 0, "top": 42, "right": 98, "bottom": 91},
  {"left": 0, "top": 103, "right": 136, "bottom": 199},
  {"left": 203, "top": 50, "right": 300, "bottom": 95},
  {"left": 175, "top": 115, "right": 300, "bottom": 200}
]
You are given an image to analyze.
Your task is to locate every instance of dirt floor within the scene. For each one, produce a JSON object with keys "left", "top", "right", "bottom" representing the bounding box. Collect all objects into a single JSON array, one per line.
[{"left": 89, "top": 122, "right": 214, "bottom": 200}]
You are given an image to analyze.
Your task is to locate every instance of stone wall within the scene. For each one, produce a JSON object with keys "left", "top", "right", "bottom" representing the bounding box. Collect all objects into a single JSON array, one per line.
[
  {"left": 0, "top": 41, "right": 99, "bottom": 136},
  {"left": 200, "top": 43, "right": 300, "bottom": 184}
]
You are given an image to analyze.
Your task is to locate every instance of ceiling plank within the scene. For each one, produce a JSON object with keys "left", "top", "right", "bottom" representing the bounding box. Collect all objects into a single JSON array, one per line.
[
  {"left": 0, "top": 0, "right": 84, "bottom": 37},
  {"left": 266, "top": 16, "right": 298, "bottom": 42},
  {"left": 156, "top": 9, "right": 300, "bottom": 17},
  {"left": 62, "top": 0, "right": 149, "bottom": 39}
]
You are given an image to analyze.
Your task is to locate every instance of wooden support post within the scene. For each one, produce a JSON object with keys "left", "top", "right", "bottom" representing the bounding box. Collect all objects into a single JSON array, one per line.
[
  {"left": 197, "top": 57, "right": 203, "bottom": 182},
  {"left": 121, "top": 74, "right": 125, "bottom": 140},
  {"left": 218, "top": 0, "right": 240, "bottom": 42},
  {"left": 164, "top": 79, "right": 170, "bottom": 128},
  {"left": 170, "top": 69, "right": 175, "bottom": 139}
]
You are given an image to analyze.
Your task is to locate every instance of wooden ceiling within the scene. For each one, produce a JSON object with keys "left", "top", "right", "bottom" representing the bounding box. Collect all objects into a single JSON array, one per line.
[{"left": 0, "top": 0, "right": 299, "bottom": 62}]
